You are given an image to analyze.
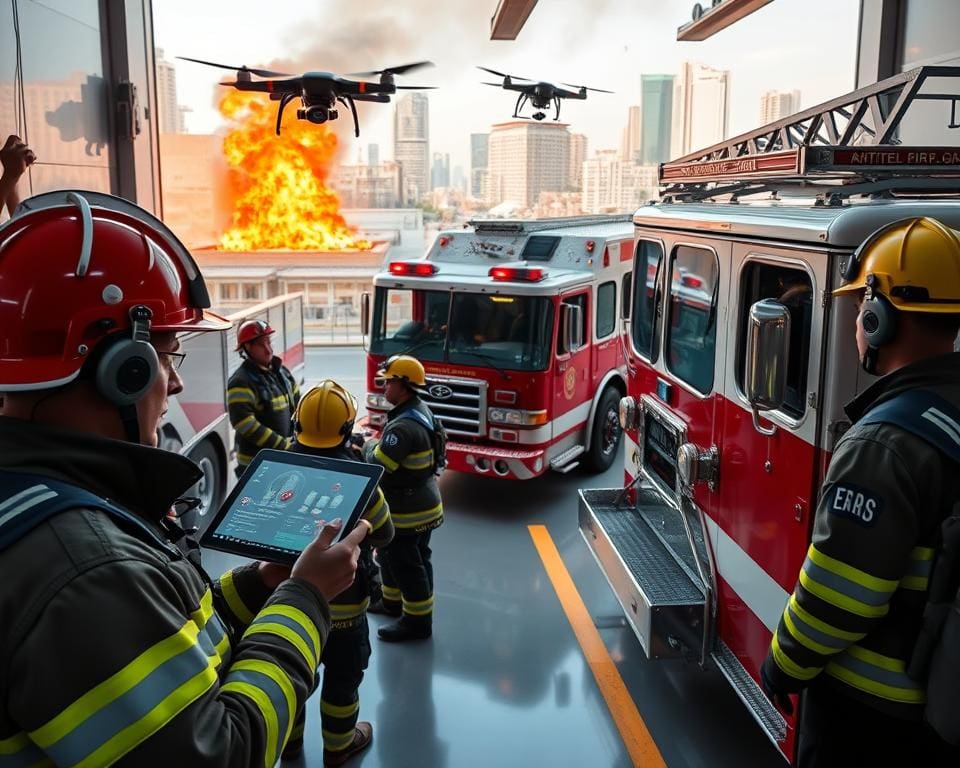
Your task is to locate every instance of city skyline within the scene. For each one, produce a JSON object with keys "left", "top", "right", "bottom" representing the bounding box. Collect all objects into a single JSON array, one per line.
[{"left": 152, "top": 0, "right": 859, "bottom": 172}]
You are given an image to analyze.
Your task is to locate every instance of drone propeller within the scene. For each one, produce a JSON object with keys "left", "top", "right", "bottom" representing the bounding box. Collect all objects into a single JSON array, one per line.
[
  {"left": 561, "top": 82, "right": 614, "bottom": 93},
  {"left": 477, "top": 66, "right": 531, "bottom": 81},
  {"left": 393, "top": 85, "right": 438, "bottom": 90},
  {"left": 347, "top": 61, "right": 435, "bottom": 77},
  {"left": 177, "top": 56, "right": 291, "bottom": 78},
  {"left": 480, "top": 82, "right": 503, "bottom": 87}
]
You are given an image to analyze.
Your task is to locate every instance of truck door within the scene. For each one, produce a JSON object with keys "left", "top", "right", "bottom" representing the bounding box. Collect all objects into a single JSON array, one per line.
[{"left": 554, "top": 289, "right": 592, "bottom": 440}]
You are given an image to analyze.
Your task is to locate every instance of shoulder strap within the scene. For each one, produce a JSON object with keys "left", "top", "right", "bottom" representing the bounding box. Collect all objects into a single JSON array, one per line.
[
  {"left": 396, "top": 408, "right": 434, "bottom": 432},
  {"left": 858, "top": 390, "right": 960, "bottom": 464},
  {"left": 0, "top": 470, "right": 178, "bottom": 555}
]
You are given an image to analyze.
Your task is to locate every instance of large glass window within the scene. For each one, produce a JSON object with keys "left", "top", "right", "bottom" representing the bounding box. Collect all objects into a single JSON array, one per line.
[
  {"left": 666, "top": 245, "right": 719, "bottom": 394},
  {"left": 596, "top": 281, "right": 617, "bottom": 338},
  {"left": 737, "top": 262, "right": 813, "bottom": 418},
  {"left": 631, "top": 240, "right": 663, "bottom": 360},
  {"left": 370, "top": 288, "right": 554, "bottom": 372}
]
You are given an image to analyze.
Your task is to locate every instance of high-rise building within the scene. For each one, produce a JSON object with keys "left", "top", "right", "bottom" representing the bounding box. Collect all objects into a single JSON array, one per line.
[
  {"left": 621, "top": 106, "right": 642, "bottom": 162},
  {"left": 430, "top": 152, "right": 450, "bottom": 189},
  {"left": 394, "top": 93, "right": 429, "bottom": 204},
  {"left": 569, "top": 133, "right": 587, "bottom": 190},
  {"left": 470, "top": 133, "right": 489, "bottom": 197},
  {"left": 581, "top": 151, "right": 658, "bottom": 215},
  {"left": 333, "top": 161, "right": 402, "bottom": 208},
  {"left": 640, "top": 75, "right": 674, "bottom": 164},
  {"left": 671, "top": 62, "right": 730, "bottom": 158},
  {"left": 367, "top": 143, "right": 380, "bottom": 167},
  {"left": 451, "top": 165, "right": 466, "bottom": 192},
  {"left": 155, "top": 48, "right": 187, "bottom": 134},
  {"left": 487, "top": 121, "right": 570, "bottom": 209},
  {"left": 759, "top": 89, "right": 801, "bottom": 125}
]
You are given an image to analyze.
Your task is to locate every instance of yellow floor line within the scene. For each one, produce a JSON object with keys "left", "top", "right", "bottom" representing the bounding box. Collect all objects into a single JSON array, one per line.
[{"left": 528, "top": 524, "right": 666, "bottom": 768}]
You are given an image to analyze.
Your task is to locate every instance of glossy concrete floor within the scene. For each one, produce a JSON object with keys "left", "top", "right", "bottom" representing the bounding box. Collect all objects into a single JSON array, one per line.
[{"left": 202, "top": 450, "right": 786, "bottom": 768}]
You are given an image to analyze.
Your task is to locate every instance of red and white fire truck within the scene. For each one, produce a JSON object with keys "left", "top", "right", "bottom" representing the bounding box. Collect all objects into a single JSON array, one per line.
[
  {"left": 578, "top": 66, "right": 960, "bottom": 763},
  {"left": 362, "top": 215, "right": 634, "bottom": 479},
  {"left": 161, "top": 292, "right": 305, "bottom": 533}
]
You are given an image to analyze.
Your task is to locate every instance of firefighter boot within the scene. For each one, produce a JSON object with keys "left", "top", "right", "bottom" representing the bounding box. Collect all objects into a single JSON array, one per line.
[
  {"left": 377, "top": 615, "right": 432, "bottom": 642},
  {"left": 323, "top": 722, "right": 373, "bottom": 767},
  {"left": 367, "top": 598, "right": 401, "bottom": 617}
]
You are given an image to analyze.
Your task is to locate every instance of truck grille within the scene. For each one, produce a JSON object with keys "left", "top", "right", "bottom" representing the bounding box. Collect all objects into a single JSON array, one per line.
[{"left": 420, "top": 376, "right": 486, "bottom": 437}]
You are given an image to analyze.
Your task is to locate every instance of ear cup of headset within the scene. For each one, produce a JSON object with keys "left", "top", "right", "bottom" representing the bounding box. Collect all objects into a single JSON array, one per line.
[
  {"left": 95, "top": 337, "right": 160, "bottom": 406},
  {"left": 861, "top": 293, "right": 898, "bottom": 348}
]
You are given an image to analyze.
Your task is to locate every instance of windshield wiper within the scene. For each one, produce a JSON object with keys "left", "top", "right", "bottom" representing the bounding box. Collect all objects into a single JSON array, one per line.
[
  {"left": 396, "top": 337, "right": 441, "bottom": 358},
  {"left": 450, "top": 348, "right": 512, "bottom": 380}
]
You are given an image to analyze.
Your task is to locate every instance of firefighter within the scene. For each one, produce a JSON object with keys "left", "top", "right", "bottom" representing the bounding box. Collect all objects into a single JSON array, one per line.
[
  {"left": 761, "top": 217, "right": 960, "bottom": 766},
  {"left": 228, "top": 318, "right": 300, "bottom": 476},
  {"left": 364, "top": 354, "right": 443, "bottom": 642},
  {"left": 285, "top": 380, "right": 394, "bottom": 766},
  {"left": 0, "top": 192, "right": 369, "bottom": 766}
]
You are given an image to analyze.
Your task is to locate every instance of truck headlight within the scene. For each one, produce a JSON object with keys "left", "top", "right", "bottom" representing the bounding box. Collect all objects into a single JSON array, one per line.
[
  {"left": 366, "top": 393, "right": 390, "bottom": 409},
  {"left": 488, "top": 407, "right": 548, "bottom": 426}
]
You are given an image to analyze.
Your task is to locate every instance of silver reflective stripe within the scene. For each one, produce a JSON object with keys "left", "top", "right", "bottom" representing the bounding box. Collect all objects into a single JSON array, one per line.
[
  {"left": 0, "top": 735, "right": 49, "bottom": 768},
  {"left": 922, "top": 408, "right": 960, "bottom": 447},
  {"left": 0, "top": 486, "right": 58, "bottom": 527},
  {"left": 801, "top": 559, "right": 893, "bottom": 607},
  {"left": 223, "top": 667, "right": 292, "bottom": 760}
]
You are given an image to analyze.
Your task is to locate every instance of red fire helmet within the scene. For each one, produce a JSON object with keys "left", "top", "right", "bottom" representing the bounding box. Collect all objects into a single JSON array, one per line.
[
  {"left": 0, "top": 190, "right": 230, "bottom": 391},
  {"left": 236, "top": 319, "right": 276, "bottom": 350}
]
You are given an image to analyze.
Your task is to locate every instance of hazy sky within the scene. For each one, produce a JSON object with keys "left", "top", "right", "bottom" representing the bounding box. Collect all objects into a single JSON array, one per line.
[{"left": 153, "top": 0, "right": 860, "bottom": 170}]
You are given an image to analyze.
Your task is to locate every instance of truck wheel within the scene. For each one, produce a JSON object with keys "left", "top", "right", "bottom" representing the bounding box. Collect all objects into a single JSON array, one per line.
[
  {"left": 585, "top": 388, "right": 622, "bottom": 473},
  {"left": 186, "top": 439, "right": 224, "bottom": 537}
]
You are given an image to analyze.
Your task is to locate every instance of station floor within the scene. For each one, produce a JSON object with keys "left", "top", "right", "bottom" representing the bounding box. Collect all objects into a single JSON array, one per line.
[{"left": 203, "top": 451, "right": 786, "bottom": 768}]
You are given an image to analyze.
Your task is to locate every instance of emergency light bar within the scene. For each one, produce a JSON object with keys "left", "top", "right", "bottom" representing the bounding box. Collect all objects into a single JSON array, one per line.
[
  {"left": 489, "top": 266, "right": 547, "bottom": 282},
  {"left": 389, "top": 261, "right": 438, "bottom": 277}
]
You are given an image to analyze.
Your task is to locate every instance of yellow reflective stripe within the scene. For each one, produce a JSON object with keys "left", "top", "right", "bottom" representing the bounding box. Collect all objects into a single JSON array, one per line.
[
  {"left": 254, "top": 428, "right": 276, "bottom": 447},
  {"left": 788, "top": 595, "right": 865, "bottom": 643},
  {"left": 220, "top": 570, "right": 256, "bottom": 626},
  {"left": 243, "top": 622, "right": 318, "bottom": 671},
  {"left": 402, "top": 596, "right": 434, "bottom": 616},
  {"left": 31, "top": 622, "right": 203, "bottom": 747},
  {"left": 911, "top": 546, "right": 935, "bottom": 560},
  {"left": 808, "top": 545, "right": 899, "bottom": 593},
  {"left": 401, "top": 456, "right": 433, "bottom": 470},
  {"left": 771, "top": 629, "right": 822, "bottom": 681},
  {"left": 189, "top": 589, "right": 214, "bottom": 628},
  {"left": 392, "top": 503, "right": 443, "bottom": 528},
  {"left": 0, "top": 732, "right": 30, "bottom": 754},
  {"left": 214, "top": 631, "right": 231, "bottom": 663},
  {"left": 320, "top": 699, "right": 359, "bottom": 719},
  {"left": 227, "top": 387, "right": 256, "bottom": 404},
  {"left": 382, "top": 585, "right": 402, "bottom": 601},
  {"left": 322, "top": 728, "right": 356, "bottom": 752},
  {"left": 73, "top": 666, "right": 217, "bottom": 768},
  {"left": 373, "top": 446, "right": 399, "bottom": 472},
  {"left": 781, "top": 605, "right": 844, "bottom": 657},
  {"left": 329, "top": 598, "right": 370, "bottom": 622},
  {"left": 230, "top": 659, "right": 297, "bottom": 754},
  {"left": 799, "top": 569, "right": 890, "bottom": 618},
  {"left": 900, "top": 575, "right": 929, "bottom": 591},
  {"left": 219, "top": 680, "right": 280, "bottom": 768},
  {"left": 365, "top": 490, "right": 389, "bottom": 531},
  {"left": 254, "top": 605, "right": 321, "bottom": 663},
  {"left": 234, "top": 415, "right": 259, "bottom": 435},
  {"left": 825, "top": 646, "right": 925, "bottom": 704}
]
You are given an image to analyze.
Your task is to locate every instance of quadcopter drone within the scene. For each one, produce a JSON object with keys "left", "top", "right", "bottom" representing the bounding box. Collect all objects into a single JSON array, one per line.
[
  {"left": 178, "top": 56, "right": 436, "bottom": 137},
  {"left": 478, "top": 66, "right": 613, "bottom": 121}
]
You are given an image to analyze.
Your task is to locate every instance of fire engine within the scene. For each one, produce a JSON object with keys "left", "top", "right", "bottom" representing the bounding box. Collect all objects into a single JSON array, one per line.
[
  {"left": 362, "top": 215, "right": 634, "bottom": 479},
  {"left": 577, "top": 65, "right": 960, "bottom": 763}
]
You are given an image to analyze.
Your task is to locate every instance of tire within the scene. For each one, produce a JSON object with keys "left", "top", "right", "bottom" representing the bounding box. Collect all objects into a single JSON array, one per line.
[
  {"left": 584, "top": 387, "right": 623, "bottom": 473},
  {"left": 186, "top": 438, "right": 224, "bottom": 537}
]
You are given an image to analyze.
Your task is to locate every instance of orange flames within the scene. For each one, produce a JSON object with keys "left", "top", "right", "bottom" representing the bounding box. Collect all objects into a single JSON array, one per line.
[{"left": 217, "top": 90, "right": 370, "bottom": 251}]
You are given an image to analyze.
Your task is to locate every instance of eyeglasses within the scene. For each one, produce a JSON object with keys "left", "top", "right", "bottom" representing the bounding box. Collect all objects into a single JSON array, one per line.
[{"left": 159, "top": 350, "right": 187, "bottom": 371}]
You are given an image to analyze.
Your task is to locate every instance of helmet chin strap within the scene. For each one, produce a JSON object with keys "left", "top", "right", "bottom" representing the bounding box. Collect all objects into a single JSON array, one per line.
[
  {"left": 117, "top": 403, "right": 142, "bottom": 444},
  {"left": 862, "top": 345, "right": 880, "bottom": 375}
]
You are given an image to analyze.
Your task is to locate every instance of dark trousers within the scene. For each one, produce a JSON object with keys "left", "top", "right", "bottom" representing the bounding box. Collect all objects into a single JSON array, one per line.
[
  {"left": 379, "top": 530, "right": 434, "bottom": 623},
  {"left": 290, "top": 617, "right": 371, "bottom": 754},
  {"left": 799, "top": 681, "right": 960, "bottom": 767}
]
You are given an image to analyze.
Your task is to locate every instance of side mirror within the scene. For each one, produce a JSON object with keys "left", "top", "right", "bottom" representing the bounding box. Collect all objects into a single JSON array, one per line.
[
  {"left": 360, "top": 292, "right": 371, "bottom": 352},
  {"left": 745, "top": 299, "right": 791, "bottom": 436},
  {"left": 561, "top": 302, "right": 584, "bottom": 352}
]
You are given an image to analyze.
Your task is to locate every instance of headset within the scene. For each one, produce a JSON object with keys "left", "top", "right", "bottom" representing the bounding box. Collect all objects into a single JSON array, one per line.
[{"left": 93, "top": 305, "right": 160, "bottom": 407}]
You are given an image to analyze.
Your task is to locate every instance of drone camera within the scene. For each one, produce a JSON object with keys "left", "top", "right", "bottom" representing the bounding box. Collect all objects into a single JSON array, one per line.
[{"left": 299, "top": 106, "right": 330, "bottom": 124}]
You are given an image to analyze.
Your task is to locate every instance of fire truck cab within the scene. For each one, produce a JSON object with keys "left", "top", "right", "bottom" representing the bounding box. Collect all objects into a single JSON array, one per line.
[
  {"left": 578, "top": 66, "right": 960, "bottom": 763},
  {"left": 363, "top": 215, "right": 634, "bottom": 480}
]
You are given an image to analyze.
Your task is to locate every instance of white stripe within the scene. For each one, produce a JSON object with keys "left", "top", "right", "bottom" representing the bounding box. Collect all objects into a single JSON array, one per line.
[
  {"left": 0, "top": 484, "right": 52, "bottom": 515},
  {"left": 622, "top": 431, "right": 640, "bottom": 479},
  {"left": 704, "top": 515, "right": 790, "bottom": 632},
  {"left": 0, "top": 490, "right": 59, "bottom": 527},
  {"left": 517, "top": 400, "right": 592, "bottom": 445},
  {"left": 923, "top": 408, "right": 960, "bottom": 447}
]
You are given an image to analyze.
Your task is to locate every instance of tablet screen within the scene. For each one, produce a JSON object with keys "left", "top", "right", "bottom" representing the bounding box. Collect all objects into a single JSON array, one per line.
[{"left": 202, "top": 451, "right": 381, "bottom": 563}]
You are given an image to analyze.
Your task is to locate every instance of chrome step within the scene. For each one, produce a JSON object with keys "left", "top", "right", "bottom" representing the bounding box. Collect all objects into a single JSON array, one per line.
[
  {"left": 579, "top": 488, "right": 706, "bottom": 659},
  {"left": 711, "top": 640, "right": 787, "bottom": 747},
  {"left": 550, "top": 444, "right": 584, "bottom": 471}
]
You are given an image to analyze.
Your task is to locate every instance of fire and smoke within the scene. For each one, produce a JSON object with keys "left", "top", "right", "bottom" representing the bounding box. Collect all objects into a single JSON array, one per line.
[{"left": 217, "top": 90, "right": 370, "bottom": 251}]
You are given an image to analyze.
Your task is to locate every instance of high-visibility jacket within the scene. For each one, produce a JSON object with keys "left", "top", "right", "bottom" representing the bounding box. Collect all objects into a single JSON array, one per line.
[
  {"left": 764, "top": 352, "right": 960, "bottom": 718},
  {"left": 228, "top": 357, "right": 300, "bottom": 468},
  {"left": 364, "top": 396, "right": 443, "bottom": 534},
  {"left": 0, "top": 416, "right": 329, "bottom": 766},
  {"left": 290, "top": 441, "right": 394, "bottom": 628}
]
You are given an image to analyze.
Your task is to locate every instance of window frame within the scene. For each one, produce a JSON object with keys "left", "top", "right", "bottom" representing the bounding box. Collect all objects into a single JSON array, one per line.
[
  {"left": 595, "top": 280, "right": 617, "bottom": 340},
  {"left": 556, "top": 290, "right": 589, "bottom": 358},
  {"left": 734, "top": 254, "right": 818, "bottom": 427},
  {"left": 629, "top": 237, "right": 666, "bottom": 364},
  {"left": 664, "top": 242, "right": 721, "bottom": 397}
]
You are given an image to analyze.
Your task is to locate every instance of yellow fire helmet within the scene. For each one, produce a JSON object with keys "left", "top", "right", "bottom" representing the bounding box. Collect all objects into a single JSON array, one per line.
[
  {"left": 294, "top": 379, "right": 358, "bottom": 449},
  {"left": 834, "top": 217, "right": 960, "bottom": 313},
  {"left": 377, "top": 354, "right": 426, "bottom": 387}
]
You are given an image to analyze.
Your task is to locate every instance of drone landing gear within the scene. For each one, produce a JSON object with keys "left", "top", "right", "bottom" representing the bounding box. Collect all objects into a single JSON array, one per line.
[
  {"left": 339, "top": 95, "right": 360, "bottom": 137},
  {"left": 513, "top": 91, "right": 528, "bottom": 119},
  {"left": 553, "top": 95, "right": 562, "bottom": 121},
  {"left": 275, "top": 92, "right": 297, "bottom": 136}
]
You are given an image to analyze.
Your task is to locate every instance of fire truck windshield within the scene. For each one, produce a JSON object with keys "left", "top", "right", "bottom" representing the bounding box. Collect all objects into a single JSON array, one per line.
[{"left": 370, "top": 288, "right": 554, "bottom": 372}]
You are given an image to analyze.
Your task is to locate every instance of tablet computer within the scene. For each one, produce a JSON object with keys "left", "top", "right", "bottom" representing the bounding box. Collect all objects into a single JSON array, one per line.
[{"left": 200, "top": 449, "right": 384, "bottom": 564}]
